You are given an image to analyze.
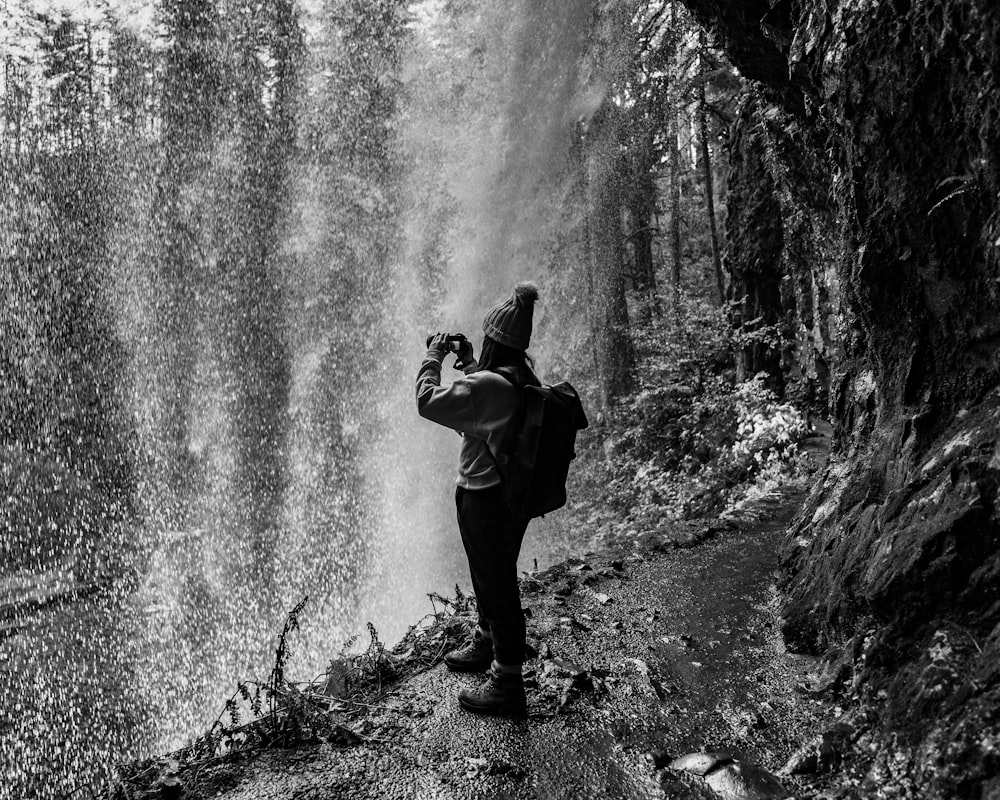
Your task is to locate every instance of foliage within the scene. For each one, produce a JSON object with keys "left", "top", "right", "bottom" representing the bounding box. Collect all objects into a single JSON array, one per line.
[
  {"left": 564, "top": 296, "right": 810, "bottom": 546},
  {"left": 728, "top": 373, "right": 808, "bottom": 474},
  {"left": 109, "top": 585, "right": 480, "bottom": 798},
  {"left": 266, "top": 595, "right": 309, "bottom": 728}
]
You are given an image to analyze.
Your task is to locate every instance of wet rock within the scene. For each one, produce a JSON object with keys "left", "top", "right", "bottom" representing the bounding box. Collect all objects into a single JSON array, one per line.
[
  {"left": 543, "top": 657, "right": 593, "bottom": 692},
  {"left": 462, "top": 756, "right": 526, "bottom": 780},
  {"left": 463, "top": 757, "right": 488, "bottom": 778},
  {"left": 159, "top": 775, "right": 182, "bottom": 800},
  {"left": 668, "top": 751, "right": 734, "bottom": 776},
  {"left": 671, "top": 752, "right": 790, "bottom": 800},
  {"left": 722, "top": 707, "right": 768, "bottom": 739},
  {"left": 535, "top": 658, "right": 597, "bottom": 712},
  {"left": 324, "top": 660, "right": 350, "bottom": 698},
  {"left": 155, "top": 761, "right": 183, "bottom": 800},
  {"left": 614, "top": 657, "right": 676, "bottom": 700},
  {"left": 329, "top": 723, "right": 364, "bottom": 746},
  {"left": 547, "top": 657, "right": 586, "bottom": 675},
  {"left": 780, "top": 743, "right": 821, "bottom": 776},
  {"left": 781, "top": 721, "right": 854, "bottom": 775},
  {"left": 704, "top": 761, "right": 790, "bottom": 800},
  {"left": 814, "top": 788, "right": 863, "bottom": 800},
  {"left": 795, "top": 638, "right": 857, "bottom": 697}
]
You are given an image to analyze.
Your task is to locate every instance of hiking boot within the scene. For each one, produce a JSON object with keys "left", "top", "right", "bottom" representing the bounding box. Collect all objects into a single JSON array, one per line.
[
  {"left": 457, "top": 667, "right": 527, "bottom": 717},
  {"left": 443, "top": 632, "right": 494, "bottom": 673}
]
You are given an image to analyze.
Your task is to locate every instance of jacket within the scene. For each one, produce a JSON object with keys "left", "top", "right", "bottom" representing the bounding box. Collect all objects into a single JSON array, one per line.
[{"left": 415, "top": 350, "right": 520, "bottom": 489}]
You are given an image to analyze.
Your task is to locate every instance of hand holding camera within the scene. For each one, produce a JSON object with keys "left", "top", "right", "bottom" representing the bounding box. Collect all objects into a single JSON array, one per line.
[{"left": 426, "top": 332, "right": 474, "bottom": 370}]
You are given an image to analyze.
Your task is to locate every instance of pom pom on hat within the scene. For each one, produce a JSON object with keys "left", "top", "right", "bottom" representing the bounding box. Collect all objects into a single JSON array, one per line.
[
  {"left": 483, "top": 282, "right": 538, "bottom": 351},
  {"left": 513, "top": 281, "right": 539, "bottom": 305}
]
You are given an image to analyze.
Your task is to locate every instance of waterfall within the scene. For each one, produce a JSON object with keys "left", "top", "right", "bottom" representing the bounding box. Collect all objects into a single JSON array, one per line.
[{"left": 0, "top": 0, "right": 619, "bottom": 794}]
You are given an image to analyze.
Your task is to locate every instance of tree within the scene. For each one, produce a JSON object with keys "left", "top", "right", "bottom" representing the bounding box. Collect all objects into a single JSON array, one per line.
[
  {"left": 152, "top": 0, "right": 224, "bottom": 493},
  {"left": 224, "top": 0, "right": 302, "bottom": 574},
  {"left": 582, "top": 1, "right": 639, "bottom": 404},
  {"left": 584, "top": 101, "right": 637, "bottom": 402},
  {"left": 697, "top": 32, "right": 724, "bottom": 305}
]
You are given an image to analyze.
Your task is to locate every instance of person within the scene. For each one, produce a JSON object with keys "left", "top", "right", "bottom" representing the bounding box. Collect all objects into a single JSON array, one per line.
[{"left": 415, "top": 282, "right": 541, "bottom": 717}]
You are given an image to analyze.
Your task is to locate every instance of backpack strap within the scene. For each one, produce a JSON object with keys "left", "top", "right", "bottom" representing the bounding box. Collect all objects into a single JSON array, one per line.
[
  {"left": 484, "top": 366, "right": 524, "bottom": 482},
  {"left": 494, "top": 365, "right": 518, "bottom": 387}
]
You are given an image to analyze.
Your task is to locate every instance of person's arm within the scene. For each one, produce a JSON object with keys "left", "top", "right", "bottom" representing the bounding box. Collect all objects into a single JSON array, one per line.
[{"left": 416, "top": 334, "right": 478, "bottom": 433}]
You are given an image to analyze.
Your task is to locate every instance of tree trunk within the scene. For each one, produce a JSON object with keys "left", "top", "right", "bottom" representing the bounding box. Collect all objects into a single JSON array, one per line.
[
  {"left": 156, "top": 0, "right": 221, "bottom": 492},
  {"left": 586, "top": 105, "right": 636, "bottom": 405},
  {"left": 667, "top": 99, "right": 682, "bottom": 296},
  {"left": 86, "top": 23, "right": 96, "bottom": 142},
  {"left": 698, "top": 35, "right": 724, "bottom": 305},
  {"left": 627, "top": 143, "right": 661, "bottom": 321}
]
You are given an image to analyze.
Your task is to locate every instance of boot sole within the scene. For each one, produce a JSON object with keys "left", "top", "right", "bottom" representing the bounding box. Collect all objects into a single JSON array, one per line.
[
  {"left": 457, "top": 695, "right": 528, "bottom": 717},
  {"left": 444, "top": 658, "right": 492, "bottom": 674}
]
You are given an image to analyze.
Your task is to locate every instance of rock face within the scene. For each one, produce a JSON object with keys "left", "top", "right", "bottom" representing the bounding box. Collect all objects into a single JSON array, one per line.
[
  {"left": 725, "top": 92, "right": 787, "bottom": 397},
  {"left": 680, "top": 0, "right": 1000, "bottom": 795}
]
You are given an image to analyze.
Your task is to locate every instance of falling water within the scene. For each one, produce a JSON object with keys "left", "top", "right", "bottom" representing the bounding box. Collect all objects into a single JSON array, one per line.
[
  {"left": 0, "top": 0, "right": 618, "bottom": 796},
  {"left": 361, "top": 0, "right": 600, "bottom": 644}
]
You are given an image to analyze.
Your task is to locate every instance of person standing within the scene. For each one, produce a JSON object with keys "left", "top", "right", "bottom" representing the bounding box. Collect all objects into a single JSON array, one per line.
[{"left": 415, "top": 282, "right": 540, "bottom": 716}]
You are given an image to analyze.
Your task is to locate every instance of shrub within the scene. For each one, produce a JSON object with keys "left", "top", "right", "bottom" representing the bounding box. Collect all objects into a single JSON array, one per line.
[
  {"left": 724, "top": 372, "right": 809, "bottom": 480},
  {"left": 565, "top": 299, "right": 810, "bottom": 544}
]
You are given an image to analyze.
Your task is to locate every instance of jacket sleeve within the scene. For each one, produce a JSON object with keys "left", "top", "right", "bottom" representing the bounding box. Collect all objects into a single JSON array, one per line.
[{"left": 416, "top": 350, "right": 478, "bottom": 434}]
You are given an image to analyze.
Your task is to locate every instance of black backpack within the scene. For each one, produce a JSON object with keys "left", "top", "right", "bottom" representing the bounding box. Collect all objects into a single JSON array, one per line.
[{"left": 490, "top": 371, "right": 589, "bottom": 518}]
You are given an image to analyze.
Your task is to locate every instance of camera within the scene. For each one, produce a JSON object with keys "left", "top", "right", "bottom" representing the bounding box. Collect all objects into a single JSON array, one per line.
[{"left": 425, "top": 333, "right": 467, "bottom": 352}]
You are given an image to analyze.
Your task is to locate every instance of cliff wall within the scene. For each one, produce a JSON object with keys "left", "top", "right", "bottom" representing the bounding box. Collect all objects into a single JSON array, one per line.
[{"left": 682, "top": 1, "right": 1000, "bottom": 794}]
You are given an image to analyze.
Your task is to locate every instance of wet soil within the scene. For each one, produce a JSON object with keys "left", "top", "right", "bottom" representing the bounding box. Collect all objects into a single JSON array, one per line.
[{"left": 162, "top": 482, "right": 844, "bottom": 800}]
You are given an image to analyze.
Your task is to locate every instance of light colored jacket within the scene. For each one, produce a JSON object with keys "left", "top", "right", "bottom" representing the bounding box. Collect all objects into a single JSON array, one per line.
[{"left": 416, "top": 351, "right": 520, "bottom": 489}]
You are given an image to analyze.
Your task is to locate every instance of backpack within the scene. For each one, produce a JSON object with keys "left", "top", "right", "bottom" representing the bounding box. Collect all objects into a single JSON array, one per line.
[{"left": 489, "top": 370, "right": 589, "bottom": 518}]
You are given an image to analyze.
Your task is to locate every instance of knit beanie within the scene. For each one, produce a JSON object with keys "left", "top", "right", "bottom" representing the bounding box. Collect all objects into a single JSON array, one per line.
[{"left": 482, "top": 282, "right": 538, "bottom": 351}]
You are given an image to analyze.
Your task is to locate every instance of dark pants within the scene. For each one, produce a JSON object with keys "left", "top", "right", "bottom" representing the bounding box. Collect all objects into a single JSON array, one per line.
[{"left": 455, "top": 485, "right": 529, "bottom": 666}]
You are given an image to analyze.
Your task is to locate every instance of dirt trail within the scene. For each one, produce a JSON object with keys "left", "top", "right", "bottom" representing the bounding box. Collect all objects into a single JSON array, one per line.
[{"left": 183, "top": 443, "right": 840, "bottom": 800}]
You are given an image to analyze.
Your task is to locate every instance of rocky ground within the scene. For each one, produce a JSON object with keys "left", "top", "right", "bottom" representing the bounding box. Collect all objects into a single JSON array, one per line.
[{"left": 112, "top": 431, "right": 874, "bottom": 800}]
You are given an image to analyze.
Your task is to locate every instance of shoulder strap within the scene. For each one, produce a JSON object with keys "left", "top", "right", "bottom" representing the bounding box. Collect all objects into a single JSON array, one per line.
[
  {"left": 483, "top": 367, "right": 527, "bottom": 479},
  {"left": 494, "top": 366, "right": 518, "bottom": 387}
]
